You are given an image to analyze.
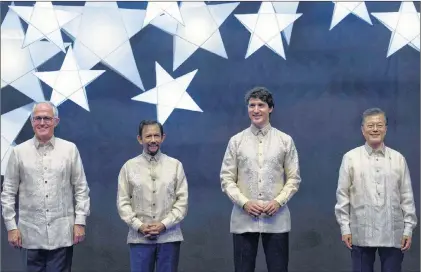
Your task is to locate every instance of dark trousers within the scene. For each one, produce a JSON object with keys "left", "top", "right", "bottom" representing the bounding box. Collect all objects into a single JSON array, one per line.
[
  {"left": 22, "top": 246, "right": 73, "bottom": 272},
  {"left": 351, "top": 246, "right": 404, "bottom": 272},
  {"left": 129, "top": 242, "right": 181, "bottom": 272},
  {"left": 233, "top": 232, "right": 289, "bottom": 272}
]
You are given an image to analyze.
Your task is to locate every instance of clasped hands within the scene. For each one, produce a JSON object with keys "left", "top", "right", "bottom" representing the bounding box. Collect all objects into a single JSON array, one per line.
[
  {"left": 139, "top": 222, "right": 166, "bottom": 239},
  {"left": 243, "top": 200, "right": 280, "bottom": 217}
]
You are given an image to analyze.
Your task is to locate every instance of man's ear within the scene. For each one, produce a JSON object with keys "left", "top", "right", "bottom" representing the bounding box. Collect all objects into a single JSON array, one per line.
[
  {"left": 161, "top": 133, "right": 166, "bottom": 143},
  {"left": 137, "top": 135, "right": 143, "bottom": 145},
  {"left": 54, "top": 117, "right": 60, "bottom": 127}
]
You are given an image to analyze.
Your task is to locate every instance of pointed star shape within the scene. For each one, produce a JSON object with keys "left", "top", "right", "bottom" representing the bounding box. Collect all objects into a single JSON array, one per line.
[
  {"left": 330, "top": 2, "right": 372, "bottom": 30},
  {"left": 34, "top": 46, "right": 105, "bottom": 111},
  {"left": 151, "top": 2, "right": 240, "bottom": 71},
  {"left": 143, "top": 2, "right": 184, "bottom": 28},
  {"left": 235, "top": 2, "right": 302, "bottom": 59},
  {"left": 131, "top": 62, "right": 202, "bottom": 124},
  {"left": 1, "top": 6, "right": 67, "bottom": 102},
  {"left": 371, "top": 2, "right": 420, "bottom": 57},
  {"left": 54, "top": 2, "right": 146, "bottom": 90},
  {"left": 1, "top": 102, "right": 34, "bottom": 175},
  {"left": 272, "top": 2, "right": 301, "bottom": 45},
  {"left": 9, "top": 2, "right": 81, "bottom": 52}
]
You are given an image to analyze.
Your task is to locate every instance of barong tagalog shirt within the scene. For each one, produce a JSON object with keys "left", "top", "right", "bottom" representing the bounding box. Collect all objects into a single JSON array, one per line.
[
  {"left": 117, "top": 151, "right": 188, "bottom": 244},
  {"left": 220, "top": 124, "right": 301, "bottom": 234},
  {"left": 1, "top": 136, "right": 90, "bottom": 250},
  {"left": 335, "top": 143, "right": 417, "bottom": 248}
]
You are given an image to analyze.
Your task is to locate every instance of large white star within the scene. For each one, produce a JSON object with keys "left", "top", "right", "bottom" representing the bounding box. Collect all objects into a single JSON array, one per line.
[
  {"left": 1, "top": 102, "right": 34, "bottom": 176},
  {"left": 143, "top": 2, "right": 184, "bottom": 28},
  {"left": 34, "top": 46, "right": 105, "bottom": 111},
  {"left": 1, "top": 6, "right": 67, "bottom": 102},
  {"left": 10, "top": 2, "right": 81, "bottom": 52},
  {"left": 371, "top": 2, "right": 420, "bottom": 57},
  {"left": 54, "top": 2, "right": 146, "bottom": 90},
  {"left": 330, "top": 2, "right": 372, "bottom": 30},
  {"left": 131, "top": 62, "right": 202, "bottom": 125},
  {"left": 272, "top": 2, "right": 301, "bottom": 45},
  {"left": 235, "top": 2, "right": 302, "bottom": 59},
  {"left": 151, "top": 2, "right": 240, "bottom": 71}
]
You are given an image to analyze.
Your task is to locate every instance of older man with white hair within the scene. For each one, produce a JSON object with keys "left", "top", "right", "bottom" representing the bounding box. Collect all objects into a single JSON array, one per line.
[{"left": 1, "top": 101, "right": 90, "bottom": 272}]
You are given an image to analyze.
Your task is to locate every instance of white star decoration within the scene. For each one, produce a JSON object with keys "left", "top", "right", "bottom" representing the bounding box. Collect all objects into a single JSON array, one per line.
[
  {"left": 151, "top": 1, "right": 240, "bottom": 71},
  {"left": 34, "top": 46, "right": 105, "bottom": 111},
  {"left": 235, "top": 2, "right": 302, "bottom": 59},
  {"left": 1, "top": 102, "right": 34, "bottom": 176},
  {"left": 143, "top": 2, "right": 184, "bottom": 28},
  {"left": 272, "top": 2, "right": 301, "bottom": 45},
  {"left": 132, "top": 62, "right": 202, "bottom": 125},
  {"left": 330, "top": 1, "right": 372, "bottom": 30},
  {"left": 10, "top": 2, "right": 81, "bottom": 52},
  {"left": 371, "top": 2, "right": 420, "bottom": 57},
  {"left": 54, "top": 2, "right": 146, "bottom": 90},
  {"left": 1, "top": 6, "right": 67, "bottom": 102}
]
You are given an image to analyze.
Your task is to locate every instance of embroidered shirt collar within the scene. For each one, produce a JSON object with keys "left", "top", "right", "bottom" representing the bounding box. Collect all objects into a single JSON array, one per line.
[
  {"left": 141, "top": 150, "right": 162, "bottom": 162},
  {"left": 33, "top": 136, "right": 55, "bottom": 149},
  {"left": 250, "top": 123, "right": 272, "bottom": 136},
  {"left": 364, "top": 142, "right": 385, "bottom": 155}
]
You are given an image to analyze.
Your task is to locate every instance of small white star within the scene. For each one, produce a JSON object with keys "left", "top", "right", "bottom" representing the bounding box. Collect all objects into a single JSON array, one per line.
[
  {"left": 131, "top": 62, "right": 202, "bottom": 124},
  {"left": 34, "top": 46, "right": 105, "bottom": 111},
  {"left": 371, "top": 2, "right": 420, "bottom": 57},
  {"left": 330, "top": 2, "right": 372, "bottom": 30},
  {"left": 143, "top": 2, "right": 184, "bottom": 28}
]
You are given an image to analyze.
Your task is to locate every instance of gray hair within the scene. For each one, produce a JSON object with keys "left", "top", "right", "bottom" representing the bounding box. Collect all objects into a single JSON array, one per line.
[
  {"left": 361, "top": 107, "right": 387, "bottom": 125},
  {"left": 31, "top": 101, "right": 59, "bottom": 118}
]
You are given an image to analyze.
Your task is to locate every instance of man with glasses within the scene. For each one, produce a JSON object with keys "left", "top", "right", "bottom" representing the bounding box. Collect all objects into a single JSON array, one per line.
[
  {"left": 117, "top": 120, "right": 188, "bottom": 272},
  {"left": 1, "top": 101, "right": 90, "bottom": 272},
  {"left": 335, "top": 108, "right": 417, "bottom": 272}
]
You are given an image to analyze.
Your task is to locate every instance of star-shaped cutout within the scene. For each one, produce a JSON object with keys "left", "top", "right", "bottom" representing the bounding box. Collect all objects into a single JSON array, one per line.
[
  {"left": 272, "top": 2, "right": 301, "bottom": 45},
  {"left": 10, "top": 2, "right": 81, "bottom": 52},
  {"left": 34, "top": 46, "right": 105, "bottom": 111},
  {"left": 143, "top": 2, "right": 184, "bottom": 28},
  {"left": 54, "top": 2, "right": 146, "bottom": 90},
  {"left": 131, "top": 62, "right": 202, "bottom": 124},
  {"left": 1, "top": 5, "right": 67, "bottom": 102},
  {"left": 371, "top": 2, "right": 420, "bottom": 57},
  {"left": 151, "top": 2, "right": 240, "bottom": 71},
  {"left": 235, "top": 2, "right": 302, "bottom": 59},
  {"left": 330, "top": 2, "right": 372, "bottom": 30},
  {"left": 1, "top": 102, "right": 34, "bottom": 176}
]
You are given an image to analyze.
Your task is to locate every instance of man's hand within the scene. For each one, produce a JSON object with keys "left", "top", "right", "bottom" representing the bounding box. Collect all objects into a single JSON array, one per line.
[
  {"left": 139, "top": 223, "right": 166, "bottom": 239},
  {"left": 243, "top": 201, "right": 264, "bottom": 217},
  {"left": 73, "top": 225, "right": 86, "bottom": 244},
  {"left": 342, "top": 234, "right": 352, "bottom": 250},
  {"left": 262, "top": 200, "right": 281, "bottom": 216},
  {"left": 8, "top": 229, "right": 22, "bottom": 248},
  {"left": 401, "top": 235, "right": 411, "bottom": 251}
]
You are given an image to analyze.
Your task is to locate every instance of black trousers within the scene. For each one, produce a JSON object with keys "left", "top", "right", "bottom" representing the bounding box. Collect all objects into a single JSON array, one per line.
[
  {"left": 351, "top": 246, "right": 404, "bottom": 272},
  {"left": 22, "top": 246, "right": 73, "bottom": 272},
  {"left": 233, "top": 232, "right": 289, "bottom": 272}
]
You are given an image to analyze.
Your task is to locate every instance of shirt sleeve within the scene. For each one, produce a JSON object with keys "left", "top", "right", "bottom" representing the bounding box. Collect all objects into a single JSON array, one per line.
[
  {"left": 1, "top": 148, "right": 20, "bottom": 231},
  {"left": 400, "top": 156, "right": 417, "bottom": 237},
  {"left": 334, "top": 154, "right": 352, "bottom": 235}
]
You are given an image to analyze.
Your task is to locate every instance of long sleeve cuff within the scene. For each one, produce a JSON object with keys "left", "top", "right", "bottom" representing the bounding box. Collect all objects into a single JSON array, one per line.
[
  {"left": 161, "top": 217, "right": 173, "bottom": 230},
  {"left": 274, "top": 191, "right": 287, "bottom": 206},
  {"left": 403, "top": 225, "right": 413, "bottom": 237},
  {"left": 131, "top": 218, "right": 143, "bottom": 232},
  {"left": 75, "top": 215, "right": 87, "bottom": 225},
  {"left": 238, "top": 195, "right": 249, "bottom": 209},
  {"left": 5, "top": 219, "right": 17, "bottom": 231},
  {"left": 340, "top": 225, "right": 351, "bottom": 235}
]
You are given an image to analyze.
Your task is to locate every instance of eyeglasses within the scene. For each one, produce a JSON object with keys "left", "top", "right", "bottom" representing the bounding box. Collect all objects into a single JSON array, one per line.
[
  {"left": 32, "top": 116, "right": 54, "bottom": 124},
  {"left": 365, "top": 123, "right": 385, "bottom": 130}
]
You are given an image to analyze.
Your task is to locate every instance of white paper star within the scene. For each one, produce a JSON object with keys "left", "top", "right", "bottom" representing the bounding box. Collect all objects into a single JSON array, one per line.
[
  {"left": 54, "top": 2, "right": 146, "bottom": 90},
  {"left": 330, "top": 2, "right": 372, "bottom": 30},
  {"left": 151, "top": 2, "right": 240, "bottom": 71},
  {"left": 235, "top": 2, "right": 302, "bottom": 59},
  {"left": 131, "top": 62, "right": 202, "bottom": 124},
  {"left": 34, "top": 46, "right": 105, "bottom": 111},
  {"left": 1, "top": 6, "right": 67, "bottom": 102},
  {"left": 10, "top": 2, "right": 81, "bottom": 52},
  {"left": 1, "top": 102, "right": 34, "bottom": 175},
  {"left": 272, "top": 2, "right": 300, "bottom": 45},
  {"left": 371, "top": 2, "right": 420, "bottom": 57},
  {"left": 143, "top": 2, "right": 184, "bottom": 28}
]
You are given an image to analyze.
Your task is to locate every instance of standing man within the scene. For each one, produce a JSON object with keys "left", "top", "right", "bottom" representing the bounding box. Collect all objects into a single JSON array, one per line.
[
  {"left": 1, "top": 101, "right": 90, "bottom": 272},
  {"left": 117, "top": 120, "right": 188, "bottom": 272},
  {"left": 220, "top": 87, "right": 301, "bottom": 272},
  {"left": 335, "top": 108, "right": 417, "bottom": 272}
]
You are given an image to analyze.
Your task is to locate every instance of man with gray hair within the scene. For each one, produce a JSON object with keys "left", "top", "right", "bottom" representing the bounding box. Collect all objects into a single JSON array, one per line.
[
  {"left": 335, "top": 107, "right": 417, "bottom": 272},
  {"left": 1, "top": 101, "right": 90, "bottom": 272}
]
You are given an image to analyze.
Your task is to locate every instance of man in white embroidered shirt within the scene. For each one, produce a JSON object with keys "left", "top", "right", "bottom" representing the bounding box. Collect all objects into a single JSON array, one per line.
[
  {"left": 335, "top": 108, "right": 417, "bottom": 272},
  {"left": 220, "top": 87, "right": 301, "bottom": 272},
  {"left": 117, "top": 120, "right": 188, "bottom": 272},
  {"left": 1, "top": 101, "right": 90, "bottom": 272}
]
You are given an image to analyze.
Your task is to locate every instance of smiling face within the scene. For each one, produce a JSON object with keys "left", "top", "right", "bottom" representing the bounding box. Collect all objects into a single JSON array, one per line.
[
  {"left": 137, "top": 124, "right": 165, "bottom": 156},
  {"left": 248, "top": 97, "right": 273, "bottom": 128},
  {"left": 361, "top": 113, "right": 387, "bottom": 148},
  {"left": 31, "top": 103, "right": 59, "bottom": 143}
]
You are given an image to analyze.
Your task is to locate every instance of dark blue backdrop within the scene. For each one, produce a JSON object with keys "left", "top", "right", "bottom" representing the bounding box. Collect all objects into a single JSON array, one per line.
[{"left": 1, "top": 1, "right": 420, "bottom": 271}]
